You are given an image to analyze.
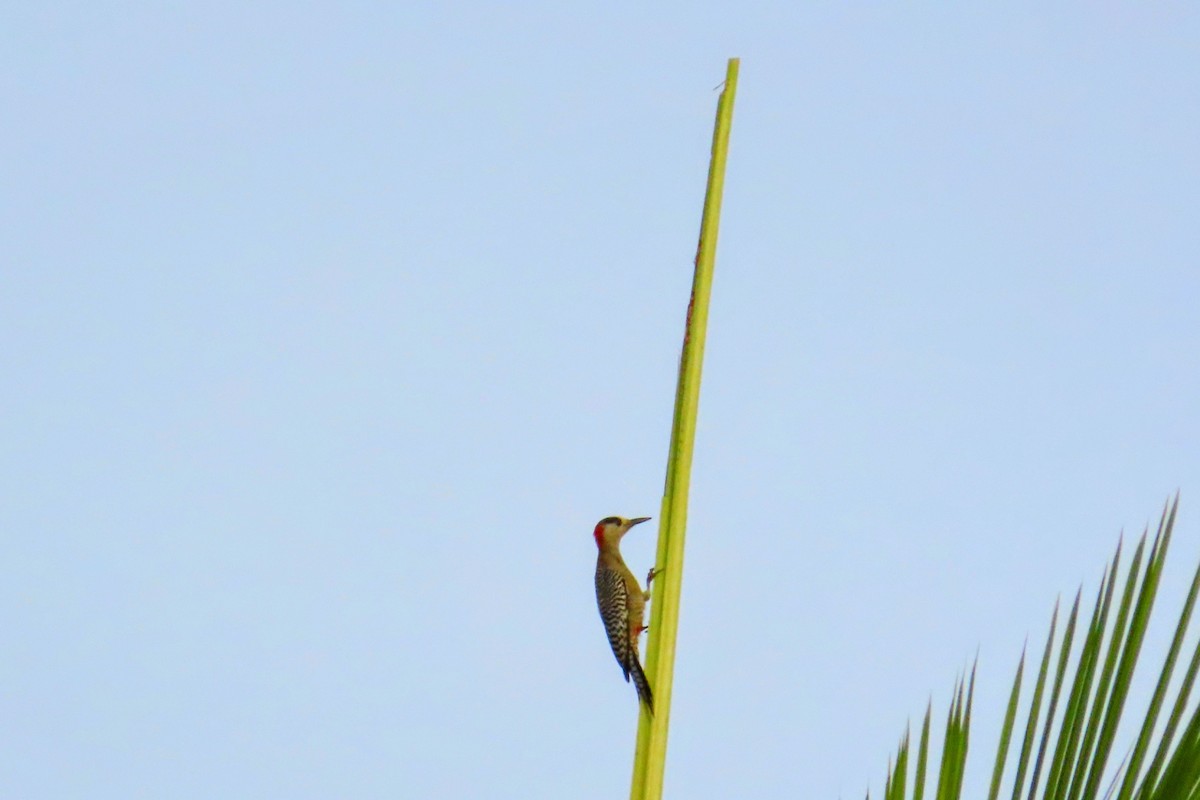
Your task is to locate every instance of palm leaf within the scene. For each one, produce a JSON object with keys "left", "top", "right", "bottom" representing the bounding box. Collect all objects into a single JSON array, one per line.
[
  {"left": 875, "top": 496, "right": 1191, "bottom": 800},
  {"left": 627, "top": 57, "right": 739, "bottom": 800}
]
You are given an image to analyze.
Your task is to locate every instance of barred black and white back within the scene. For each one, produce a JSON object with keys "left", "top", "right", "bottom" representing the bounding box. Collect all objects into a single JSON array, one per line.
[{"left": 595, "top": 562, "right": 654, "bottom": 714}]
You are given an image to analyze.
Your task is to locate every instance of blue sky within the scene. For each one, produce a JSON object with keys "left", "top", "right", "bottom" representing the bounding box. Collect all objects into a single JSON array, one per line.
[{"left": 2, "top": 4, "right": 1198, "bottom": 798}]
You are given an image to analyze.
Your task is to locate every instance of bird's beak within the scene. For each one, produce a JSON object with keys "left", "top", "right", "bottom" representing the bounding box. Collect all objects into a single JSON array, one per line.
[{"left": 629, "top": 517, "right": 651, "bottom": 527}]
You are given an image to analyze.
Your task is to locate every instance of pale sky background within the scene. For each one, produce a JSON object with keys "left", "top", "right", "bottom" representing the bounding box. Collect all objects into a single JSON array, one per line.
[{"left": 3, "top": 5, "right": 1199, "bottom": 799}]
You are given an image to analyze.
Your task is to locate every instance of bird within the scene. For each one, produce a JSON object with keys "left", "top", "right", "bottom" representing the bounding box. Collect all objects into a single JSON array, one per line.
[{"left": 593, "top": 515, "right": 659, "bottom": 713}]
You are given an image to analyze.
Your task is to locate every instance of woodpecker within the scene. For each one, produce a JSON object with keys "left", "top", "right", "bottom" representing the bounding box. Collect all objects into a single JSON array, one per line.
[{"left": 594, "top": 515, "right": 658, "bottom": 713}]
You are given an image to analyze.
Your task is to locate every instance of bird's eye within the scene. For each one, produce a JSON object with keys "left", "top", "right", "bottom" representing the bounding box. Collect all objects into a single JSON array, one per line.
[{"left": 599, "top": 516, "right": 621, "bottom": 526}]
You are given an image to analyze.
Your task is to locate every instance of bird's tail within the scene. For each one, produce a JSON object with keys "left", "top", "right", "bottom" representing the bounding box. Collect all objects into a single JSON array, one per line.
[{"left": 630, "top": 655, "right": 654, "bottom": 715}]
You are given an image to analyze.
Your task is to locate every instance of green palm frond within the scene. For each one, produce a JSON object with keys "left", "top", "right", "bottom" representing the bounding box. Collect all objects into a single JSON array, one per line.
[
  {"left": 627, "top": 58, "right": 739, "bottom": 800},
  {"left": 876, "top": 496, "right": 1198, "bottom": 800}
]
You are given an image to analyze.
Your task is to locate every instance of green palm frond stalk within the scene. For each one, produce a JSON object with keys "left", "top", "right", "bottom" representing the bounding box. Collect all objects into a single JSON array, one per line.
[{"left": 628, "top": 57, "right": 738, "bottom": 800}]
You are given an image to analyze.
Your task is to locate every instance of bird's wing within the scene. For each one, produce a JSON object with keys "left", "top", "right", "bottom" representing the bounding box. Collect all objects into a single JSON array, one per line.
[{"left": 595, "top": 565, "right": 632, "bottom": 680}]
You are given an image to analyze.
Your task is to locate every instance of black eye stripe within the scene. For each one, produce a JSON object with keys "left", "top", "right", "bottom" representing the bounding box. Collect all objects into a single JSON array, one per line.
[{"left": 599, "top": 516, "right": 621, "bottom": 526}]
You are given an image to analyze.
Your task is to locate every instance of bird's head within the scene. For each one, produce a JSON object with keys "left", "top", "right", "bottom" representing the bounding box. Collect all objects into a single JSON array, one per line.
[{"left": 593, "top": 515, "right": 651, "bottom": 549}]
